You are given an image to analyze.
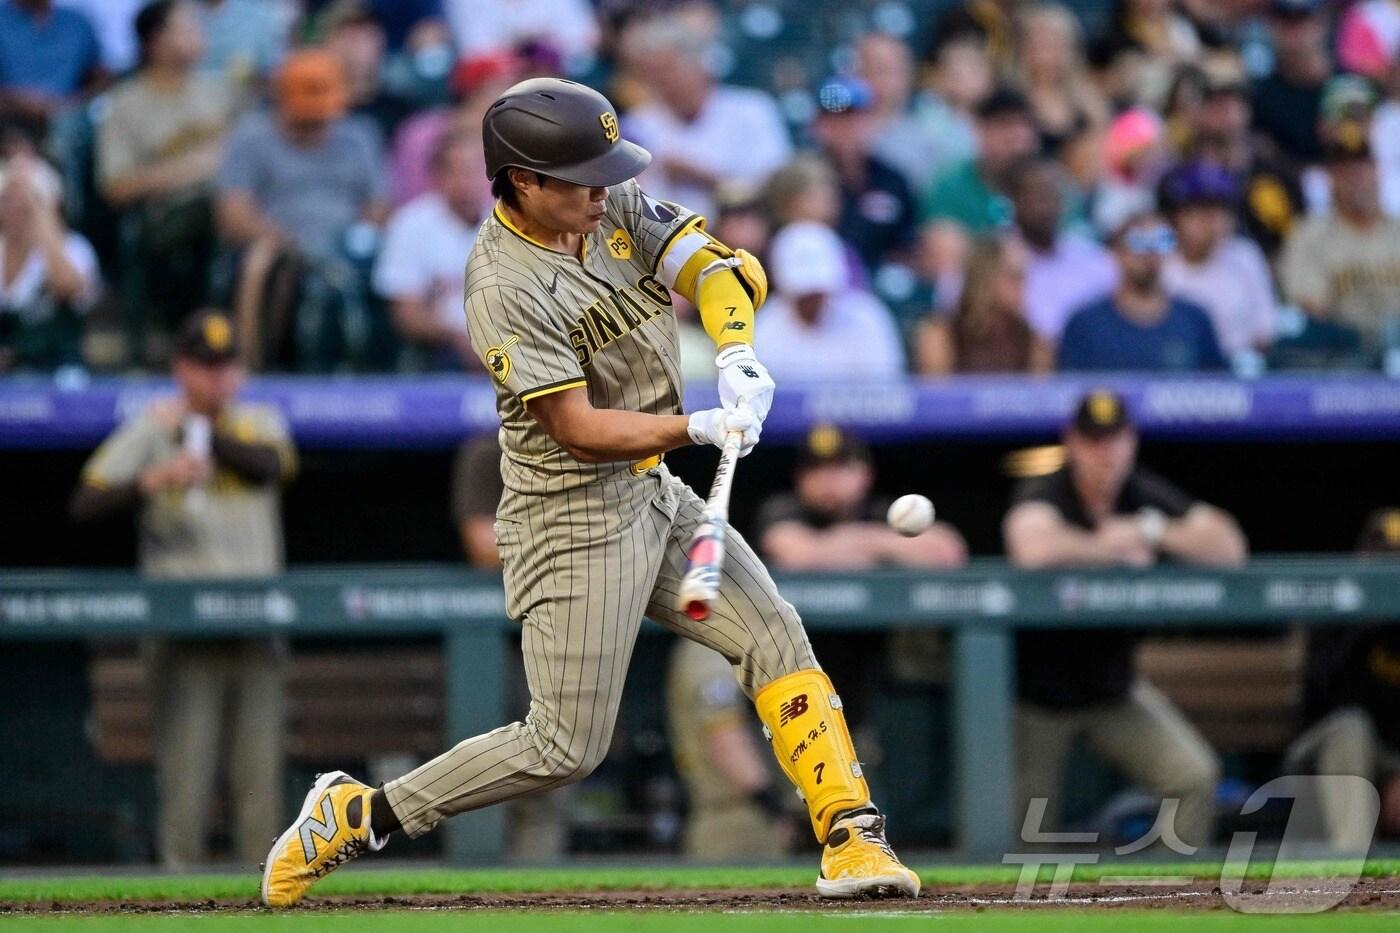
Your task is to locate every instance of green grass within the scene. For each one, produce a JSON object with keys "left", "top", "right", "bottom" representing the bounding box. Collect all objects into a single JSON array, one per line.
[
  {"left": 0, "top": 860, "right": 1396, "bottom": 905},
  {"left": 3, "top": 911, "right": 1400, "bottom": 932}
]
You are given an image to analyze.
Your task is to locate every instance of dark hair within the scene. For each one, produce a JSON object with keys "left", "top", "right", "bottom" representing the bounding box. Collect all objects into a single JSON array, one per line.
[
  {"left": 975, "top": 85, "right": 1030, "bottom": 122},
  {"left": 490, "top": 168, "right": 545, "bottom": 207},
  {"left": 135, "top": 0, "right": 180, "bottom": 66},
  {"left": 490, "top": 171, "right": 519, "bottom": 207}
]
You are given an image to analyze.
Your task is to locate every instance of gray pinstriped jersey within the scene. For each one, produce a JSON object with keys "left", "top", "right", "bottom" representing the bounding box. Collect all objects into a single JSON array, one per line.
[
  {"left": 384, "top": 185, "right": 822, "bottom": 844},
  {"left": 463, "top": 178, "right": 699, "bottom": 495}
]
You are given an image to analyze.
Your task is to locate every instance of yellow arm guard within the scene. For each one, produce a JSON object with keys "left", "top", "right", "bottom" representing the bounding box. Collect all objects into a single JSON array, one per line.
[{"left": 667, "top": 232, "right": 768, "bottom": 347}]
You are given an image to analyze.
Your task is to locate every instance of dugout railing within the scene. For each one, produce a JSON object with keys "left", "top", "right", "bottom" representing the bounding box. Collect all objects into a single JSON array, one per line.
[{"left": 2, "top": 557, "right": 1396, "bottom": 861}]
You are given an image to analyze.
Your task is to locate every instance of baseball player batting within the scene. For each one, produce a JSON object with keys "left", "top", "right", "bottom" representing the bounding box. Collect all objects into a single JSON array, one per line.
[{"left": 262, "top": 77, "right": 920, "bottom": 906}]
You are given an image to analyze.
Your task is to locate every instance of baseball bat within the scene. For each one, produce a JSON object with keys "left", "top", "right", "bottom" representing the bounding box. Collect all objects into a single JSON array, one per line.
[{"left": 676, "top": 419, "right": 745, "bottom": 621}]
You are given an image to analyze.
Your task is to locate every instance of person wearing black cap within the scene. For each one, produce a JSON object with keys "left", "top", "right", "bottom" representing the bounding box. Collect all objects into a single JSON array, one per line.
[
  {"left": 1003, "top": 389, "right": 1246, "bottom": 850},
  {"left": 1280, "top": 121, "right": 1400, "bottom": 354},
  {"left": 808, "top": 74, "right": 918, "bottom": 273},
  {"left": 755, "top": 424, "right": 966, "bottom": 571},
  {"left": 1287, "top": 507, "right": 1400, "bottom": 851},
  {"left": 921, "top": 86, "right": 1039, "bottom": 234},
  {"left": 1250, "top": 0, "right": 1335, "bottom": 164},
  {"left": 262, "top": 78, "right": 924, "bottom": 905},
  {"left": 70, "top": 309, "right": 297, "bottom": 868}
]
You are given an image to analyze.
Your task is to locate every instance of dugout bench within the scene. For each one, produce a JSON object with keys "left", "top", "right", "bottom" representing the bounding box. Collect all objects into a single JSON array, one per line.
[{"left": 2, "top": 558, "right": 1397, "bottom": 862}]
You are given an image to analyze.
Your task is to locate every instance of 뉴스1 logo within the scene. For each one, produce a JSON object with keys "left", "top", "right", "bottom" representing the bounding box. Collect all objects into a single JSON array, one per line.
[
  {"left": 485, "top": 335, "right": 520, "bottom": 384},
  {"left": 779, "top": 693, "right": 809, "bottom": 725},
  {"left": 600, "top": 112, "right": 619, "bottom": 143}
]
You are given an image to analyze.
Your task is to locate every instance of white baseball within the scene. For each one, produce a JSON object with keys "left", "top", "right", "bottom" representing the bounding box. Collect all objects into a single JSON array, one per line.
[{"left": 887, "top": 494, "right": 935, "bottom": 537}]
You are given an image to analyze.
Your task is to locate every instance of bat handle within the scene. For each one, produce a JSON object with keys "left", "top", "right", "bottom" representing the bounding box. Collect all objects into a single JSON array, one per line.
[{"left": 719, "top": 400, "right": 749, "bottom": 459}]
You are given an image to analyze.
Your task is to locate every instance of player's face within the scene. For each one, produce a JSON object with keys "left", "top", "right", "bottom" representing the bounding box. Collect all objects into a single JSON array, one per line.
[
  {"left": 523, "top": 176, "right": 610, "bottom": 235},
  {"left": 1066, "top": 428, "right": 1136, "bottom": 494},
  {"left": 174, "top": 358, "right": 245, "bottom": 415},
  {"left": 797, "top": 460, "right": 873, "bottom": 516}
]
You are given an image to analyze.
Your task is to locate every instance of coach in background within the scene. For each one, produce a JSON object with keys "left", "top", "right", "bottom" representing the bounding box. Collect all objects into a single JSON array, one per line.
[
  {"left": 1003, "top": 390, "right": 1245, "bottom": 850},
  {"left": 1286, "top": 508, "right": 1400, "bottom": 851},
  {"left": 757, "top": 425, "right": 966, "bottom": 570},
  {"left": 70, "top": 310, "right": 296, "bottom": 868},
  {"left": 667, "top": 637, "right": 798, "bottom": 860}
]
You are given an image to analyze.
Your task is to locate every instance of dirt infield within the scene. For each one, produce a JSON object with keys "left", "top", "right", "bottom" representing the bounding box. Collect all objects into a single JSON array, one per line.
[{"left": 6, "top": 876, "right": 1400, "bottom": 915}]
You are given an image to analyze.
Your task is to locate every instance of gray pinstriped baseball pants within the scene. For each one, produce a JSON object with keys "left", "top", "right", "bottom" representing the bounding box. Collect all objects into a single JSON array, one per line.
[{"left": 383, "top": 466, "right": 817, "bottom": 837}]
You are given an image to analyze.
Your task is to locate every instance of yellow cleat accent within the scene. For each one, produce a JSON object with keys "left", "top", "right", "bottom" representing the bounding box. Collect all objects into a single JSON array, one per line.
[
  {"left": 260, "top": 770, "right": 383, "bottom": 908},
  {"left": 817, "top": 809, "right": 921, "bottom": 899}
]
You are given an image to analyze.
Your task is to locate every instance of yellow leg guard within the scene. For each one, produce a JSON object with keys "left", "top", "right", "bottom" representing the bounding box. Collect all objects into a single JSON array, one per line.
[{"left": 754, "top": 669, "right": 870, "bottom": 843}]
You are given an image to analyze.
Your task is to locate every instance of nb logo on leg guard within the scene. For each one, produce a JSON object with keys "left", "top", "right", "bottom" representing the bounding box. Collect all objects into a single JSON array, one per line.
[
  {"left": 299, "top": 797, "right": 338, "bottom": 863},
  {"left": 779, "top": 694, "right": 810, "bottom": 725},
  {"left": 756, "top": 669, "right": 870, "bottom": 841}
]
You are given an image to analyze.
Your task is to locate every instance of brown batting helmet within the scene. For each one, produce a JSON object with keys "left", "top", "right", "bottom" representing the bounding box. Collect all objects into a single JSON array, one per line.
[{"left": 482, "top": 78, "right": 651, "bottom": 187}]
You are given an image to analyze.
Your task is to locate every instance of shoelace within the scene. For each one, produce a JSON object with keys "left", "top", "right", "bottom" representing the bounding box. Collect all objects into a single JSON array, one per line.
[
  {"left": 851, "top": 816, "right": 898, "bottom": 860},
  {"left": 309, "top": 837, "right": 367, "bottom": 878}
]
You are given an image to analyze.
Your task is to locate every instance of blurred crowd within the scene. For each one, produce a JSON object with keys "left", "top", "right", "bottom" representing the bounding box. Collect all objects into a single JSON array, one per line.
[{"left": 0, "top": 0, "right": 1397, "bottom": 376}]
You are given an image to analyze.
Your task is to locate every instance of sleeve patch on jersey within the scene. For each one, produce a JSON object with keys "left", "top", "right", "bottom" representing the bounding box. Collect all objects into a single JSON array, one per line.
[
  {"left": 485, "top": 335, "right": 520, "bottom": 384},
  {"left": 607, "top": 227, "right": 634, "bottom": 260},
  {"left": 641, "top": 191, "right": 678, "bottom": 224}
]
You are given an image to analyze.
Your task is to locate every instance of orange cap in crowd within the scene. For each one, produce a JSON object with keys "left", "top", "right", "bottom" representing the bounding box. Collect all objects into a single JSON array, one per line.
[{"left": 276, "top": 49, "right": 349, "bottom": 122}]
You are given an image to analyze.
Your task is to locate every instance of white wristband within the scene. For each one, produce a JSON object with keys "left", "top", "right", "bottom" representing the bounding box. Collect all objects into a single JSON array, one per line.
[
  {"left": 1137, "top": 508, "right": 1167, "bottom": 547},
  {"left": 716, "top": 343, "right": 759, "bottom": 369}
]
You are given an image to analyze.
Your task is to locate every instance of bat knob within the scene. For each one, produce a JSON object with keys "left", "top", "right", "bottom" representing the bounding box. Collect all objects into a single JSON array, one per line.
[{"left": 684, "top": 601, "right": 710, "bottom": 621}]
